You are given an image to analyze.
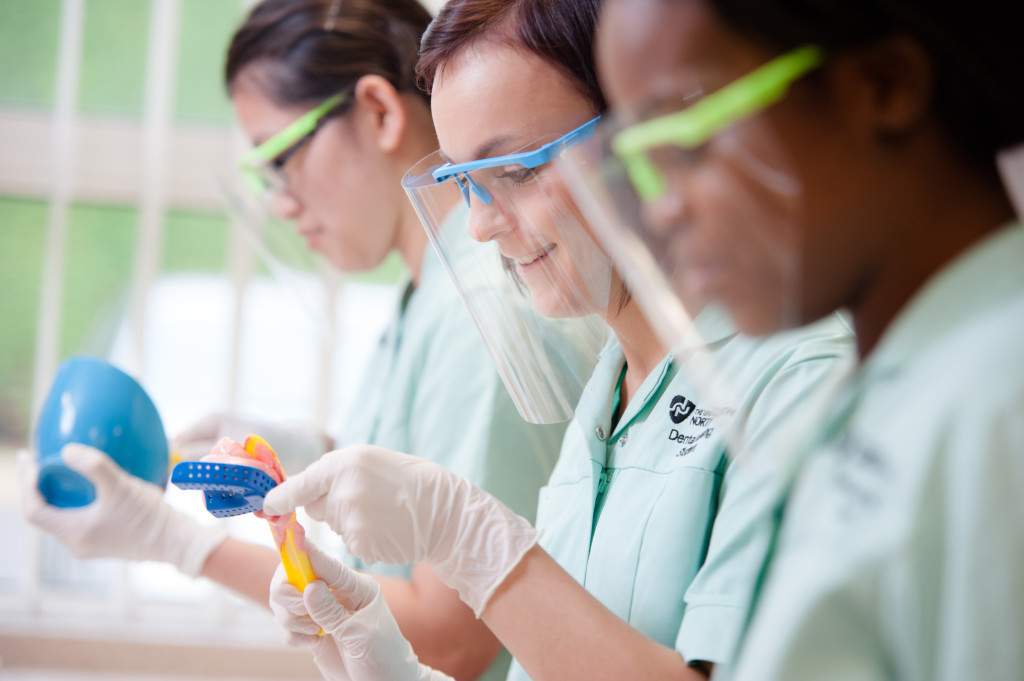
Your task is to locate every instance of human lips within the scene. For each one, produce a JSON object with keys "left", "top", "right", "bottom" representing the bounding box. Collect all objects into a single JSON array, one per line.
[
  {"left": 297, "top": 224, "right": 325, "bottom": 248},
  {"left": 510, "top": 244, "right": 555, "bottom": 272}
]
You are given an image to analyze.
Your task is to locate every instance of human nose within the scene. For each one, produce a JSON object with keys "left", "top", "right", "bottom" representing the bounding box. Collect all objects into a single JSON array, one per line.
[
  {"left": 468, "top": 199, "right": 513, "bottom": 244},
  {"left": 643, "top": 191, "right": 686, "bottom": 238},
  {"left": 270, "top": 191, "right": 302, "bottom": 220},
  {"left": 640, "top": 170, "right": 690, "bottom": 239}
]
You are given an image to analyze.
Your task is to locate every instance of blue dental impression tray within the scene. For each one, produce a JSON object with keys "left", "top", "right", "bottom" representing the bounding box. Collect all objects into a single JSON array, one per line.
[{"left": 171, "top": 461, "right": 279, "bottom": 517}]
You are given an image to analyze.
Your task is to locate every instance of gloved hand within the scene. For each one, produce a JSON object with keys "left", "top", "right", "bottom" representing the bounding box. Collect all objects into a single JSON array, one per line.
[
  {"left": 18, "top": 444, "right": 227, "bottom": 577},
  {"left": 271, "top": 542, "right": 453, "bottom": 681},
  {"left": 171, "top": 412, "right": 333, "bottom": 471},
  {"left": 263, "top": 445, "right": 540, "bottom": 616}
]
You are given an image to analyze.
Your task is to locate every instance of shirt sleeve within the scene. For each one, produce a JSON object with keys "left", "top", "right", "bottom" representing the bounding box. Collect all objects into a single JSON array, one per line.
[
  {"left": 677, "top": 334, "right": 853, "bottom": 667},
  {"left": 732, "top": 378, "right": 1024, "bottom": 681},
  {"left": 911, "top": 401, "right": 1024, "bottom": 681}
]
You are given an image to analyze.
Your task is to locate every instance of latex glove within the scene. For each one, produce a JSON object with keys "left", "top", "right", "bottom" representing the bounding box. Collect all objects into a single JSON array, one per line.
[
  {"left": 271, "top": 542, "right": 452, "bottom": 681},
  {"left": 18, "top": 444, "right": 227, "bottom": 577},
  {"left": 263, "top": 445, "right": 539, "bottom": 616},
  {"left": 171, "top": 412, "right": 332, "bottom": 471}
]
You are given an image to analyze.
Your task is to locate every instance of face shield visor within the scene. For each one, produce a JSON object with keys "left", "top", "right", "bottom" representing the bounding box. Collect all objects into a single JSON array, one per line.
[
  {"left": 559, "top": 46, "right": 823, "bottom": 346},
  {"left": 217, "top": 92, "right": 353, "bottom": 340},
  {"left": 554, "top": 47, "right": 825, "bottom": 454},
  {"left": 216, "top": 178, "right": 340, "bottom": 345},
  {"left": 402, "top": 117, "right": 612, "bottom": 424}
]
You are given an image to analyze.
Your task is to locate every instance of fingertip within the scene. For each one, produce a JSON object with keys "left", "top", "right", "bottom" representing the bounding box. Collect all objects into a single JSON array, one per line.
[
  {"left": 60, "top": 443, "right": 106, "bottom": 470},
  {"left": 260, "top": 475, "right": 299, "bottom": 516},
  {"left": 16, "top": 449, "right": 38, "bottom": 481},
  {"left": 16, "top": 452, "right": 48, "bottom": 516},
  {"left": 274, "top": 578, "right": 304, "bottom": 601},
  {"left": 303, "top": 578, "right": 330, "bottom": 601},
  {"left": 303, "top": 540, "right": 329, "bottom": 565},
  {"left": 302, "top": 579, "right": 336, "bottom": 616},
  {"left": 60, "top": 445, "right": 124, "bottom": 492},
  {"left": 302, "top": 543, "right": 343, "bottom": 587},
  {"left": 281, "top": 628, "right": 318, "bottom": 647},
  {"left": 260, "top": 488, "right": 289, "bottom": 517}
]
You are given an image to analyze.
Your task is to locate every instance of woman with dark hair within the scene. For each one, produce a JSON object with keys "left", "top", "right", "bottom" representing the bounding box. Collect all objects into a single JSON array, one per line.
[
  {"left": 19, "top": 2, "right": 568, "bottom": 679},
  {"left": 587, "top": 1, "right": 1024, "bottom": 679},
  {"left": 260, "top": 1, "right": 853, "bottom": 680}
]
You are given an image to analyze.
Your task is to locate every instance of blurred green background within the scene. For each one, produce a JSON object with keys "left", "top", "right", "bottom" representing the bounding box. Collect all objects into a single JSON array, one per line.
[{"left": 0, "top": 0, "right": 401, "bottom": 445}]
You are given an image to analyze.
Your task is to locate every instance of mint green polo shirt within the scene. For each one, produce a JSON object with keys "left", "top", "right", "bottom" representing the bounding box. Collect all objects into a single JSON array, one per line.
[
  {"left": 731, "top": 225, "right": 1024, "bottom": 681},
  {"left": 340, "top": 225, "right": 568, "bottom": 681},
  {"left": 505, "top": 305, "right": 853, "bottom": 681}
]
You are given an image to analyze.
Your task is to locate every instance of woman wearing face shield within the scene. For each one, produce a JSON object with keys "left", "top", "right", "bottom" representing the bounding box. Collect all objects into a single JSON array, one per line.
[
  {"left": 587, "top": 1, "right": 1024, "bottom": 680},
  {"left": 256, "top": 1, "right": 855, "bottom": 680},
  {"left": 18, "top": 2, "right": 569, "bottom": 679}
]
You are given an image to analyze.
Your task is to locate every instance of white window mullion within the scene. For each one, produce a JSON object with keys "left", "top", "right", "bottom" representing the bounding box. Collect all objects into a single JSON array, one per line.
[
  {"left": 119, "top": 0, "right": 182, "bottom": 623},
  {"left": 27, "top": 0, "right": 87, "bottom": 611},
  {"left": 129, "top": 0, "right": 181, "bottom": 380}
]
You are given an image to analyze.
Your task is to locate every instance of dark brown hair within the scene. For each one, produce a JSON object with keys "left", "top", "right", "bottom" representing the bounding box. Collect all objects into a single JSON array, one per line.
[
  {"left": 225, "top": 0, "right": 432, "bottom": 108},
  {"left": 416, "top": 0, "right": 606, "bottom": 111},
  {"left": 706, "top": 0, "right": 1024, "bottom": 168}
]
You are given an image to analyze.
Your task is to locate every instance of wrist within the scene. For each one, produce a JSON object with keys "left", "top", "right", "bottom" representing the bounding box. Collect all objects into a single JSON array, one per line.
[
  {"left": 435, "top": 488, "right": 540, "bottom": 617},
  {"left": 149, "top": 503, "right": 229, "bottom": 577}
]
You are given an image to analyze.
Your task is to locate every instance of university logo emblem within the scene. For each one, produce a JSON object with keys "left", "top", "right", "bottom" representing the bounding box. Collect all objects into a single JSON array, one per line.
[{"left": 669, "top": 395, "right": 696, "bottom": 424}]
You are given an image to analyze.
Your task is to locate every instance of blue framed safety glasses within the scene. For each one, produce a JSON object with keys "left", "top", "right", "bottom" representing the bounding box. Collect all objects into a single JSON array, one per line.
[{"left": 432, "top": 116, "right": 602, "bottom": 206}]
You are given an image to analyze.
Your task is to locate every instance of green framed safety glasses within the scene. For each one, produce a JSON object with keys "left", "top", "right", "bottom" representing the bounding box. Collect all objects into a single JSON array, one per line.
[
  {"left": 238, "top": 92, "right": 348, "bottom": 195},
  {"left": 611, "top": 45, "right": 824, "bottom": 200}
]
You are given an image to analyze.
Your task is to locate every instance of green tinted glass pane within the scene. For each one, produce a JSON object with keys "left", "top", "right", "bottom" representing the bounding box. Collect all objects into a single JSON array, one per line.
[
  {"left": 0, "top": 197, "right": 48, "bottom": 441},
  {"left": 61, "top": 203, "right": 137, "bottom": 358},
  {"left": 175, "top": 0, "right": 243, "bottom": 123},
  {"left": 78, "top": 0, "right": 150, "bottom": 117},
  {"left": 163, "top": 209, "right": 229, "bottom": 272},
  {"left": 0, "top": 0, "right": 61, "bottom": 109}
]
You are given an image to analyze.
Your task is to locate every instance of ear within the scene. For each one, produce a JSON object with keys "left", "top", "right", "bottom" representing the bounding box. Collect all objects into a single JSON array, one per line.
[
  {"left": 353, "top": 74, "right": 408, "bottom": 153},
  {"left": 856, "top": 36, "right": 935, "bottom": 140}
]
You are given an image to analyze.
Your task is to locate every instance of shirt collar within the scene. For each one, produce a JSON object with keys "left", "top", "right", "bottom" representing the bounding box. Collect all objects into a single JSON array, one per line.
[
  {"left": 865, "top": 223, "right": 1024, "bottom": 378},
  {"left": 674, "top": 302, "right": 739, "bottom": 351},
  {"left": 588, "top": 335, "right": 675, "bottom": 440}
]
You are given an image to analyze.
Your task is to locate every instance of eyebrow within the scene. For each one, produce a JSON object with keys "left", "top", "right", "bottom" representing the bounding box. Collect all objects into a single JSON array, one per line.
[
  {"left": 440, "top": 134, "right": 525, "bottom": 166},
  {"left": 472, "top": 135, "right": 521, "bottom": 161}
]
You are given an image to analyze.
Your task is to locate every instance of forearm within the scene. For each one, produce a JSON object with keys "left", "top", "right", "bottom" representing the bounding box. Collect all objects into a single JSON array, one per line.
[
  {"left": 201, "top": 536, "right": 281, "bottom": 606},
  {"left": 482, "top": 546, "right": 707, "bottom": 681},
  {"left": 201, "top": 537, "right": 500, "bottom": 681},
  {"left": 378, "top": 563, "right": 501, "bottom": 681}
]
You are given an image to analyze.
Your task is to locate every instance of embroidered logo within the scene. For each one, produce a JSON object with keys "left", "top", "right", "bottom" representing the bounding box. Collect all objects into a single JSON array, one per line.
[
  {"left": 667, "top": 396, "right": 718, "bottom": 457},
  {"left": 669, "top": 395, "right": 696, "bottom": 424}
]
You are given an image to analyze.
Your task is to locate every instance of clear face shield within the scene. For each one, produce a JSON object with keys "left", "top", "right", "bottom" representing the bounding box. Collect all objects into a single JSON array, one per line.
[
  {"left": 217, "top": 93, "right": 352, "bottom": 342},
  {"left": 560, "top": 45, "right": 823, "bottom": 344},
  {"left": 402, "top": 117, "right": 613, "bottom": 424},
  {"left": 557, "top": 46, "right": 824, "bottom": 447}
]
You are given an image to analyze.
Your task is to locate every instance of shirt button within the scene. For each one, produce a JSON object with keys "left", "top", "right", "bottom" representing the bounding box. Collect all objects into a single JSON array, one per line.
[{"left": 596, "top": 425, "right": 606, "bottom": 441}]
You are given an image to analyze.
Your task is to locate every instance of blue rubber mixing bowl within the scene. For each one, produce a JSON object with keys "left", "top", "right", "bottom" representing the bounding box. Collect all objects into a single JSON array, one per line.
[{"left": 34, "top": 356, "right": 168, "bottom": 507}]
